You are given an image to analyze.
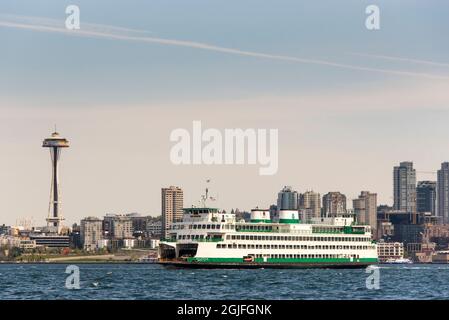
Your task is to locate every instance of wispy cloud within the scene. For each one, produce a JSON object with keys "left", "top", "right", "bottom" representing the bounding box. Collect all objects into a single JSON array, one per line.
[
  {"left": 1, "top": 15, "right": 449, "bottom": 80},
  {"left": 349, "top": 52, "right": 449, "bottom": 68},
  {"left": 0, "top": 14, "right": 154, "bottom": 36}
]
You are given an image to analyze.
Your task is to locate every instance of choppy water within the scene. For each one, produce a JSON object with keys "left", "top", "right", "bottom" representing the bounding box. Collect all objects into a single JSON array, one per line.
[{"left": 0, "top": 263, "right": 448, "bottom": 300}]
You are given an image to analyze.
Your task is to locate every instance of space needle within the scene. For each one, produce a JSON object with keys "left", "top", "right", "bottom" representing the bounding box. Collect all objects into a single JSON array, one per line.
[{"left": 42, "top": 130, "right": 69, "bottom": 234}]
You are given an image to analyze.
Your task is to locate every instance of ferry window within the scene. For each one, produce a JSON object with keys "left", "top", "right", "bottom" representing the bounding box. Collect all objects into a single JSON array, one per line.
[
  {"left": 231, "top": 235, "right": 236, "bottom": 240},
  {"left": 206, "top": 224, "right": 211, "bottom": 229},
  {"left": 211, "top": 225, "right": 216, "bottom": 229}
]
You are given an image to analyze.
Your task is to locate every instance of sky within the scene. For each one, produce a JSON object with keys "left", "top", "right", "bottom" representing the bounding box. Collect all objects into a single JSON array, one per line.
[{"left": 1, "top": 0, "right": 449, "bottom": 226}]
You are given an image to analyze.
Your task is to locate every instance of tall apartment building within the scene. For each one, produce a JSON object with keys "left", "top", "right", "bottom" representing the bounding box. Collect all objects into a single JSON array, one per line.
[
  {"left": 438, "top": 162, "right": 449, "bottom": 223},
  {"left": 393, "top": 161, "right": 416, "bottom": 214},
  {"left": 299, "top": 191, "right": 321, "bottom": 219},
  {"left": 417, "top": 181, "right": 437, "bottom": 215},
  {"left": 80, "top": 217, "right": 103, "bottom": 251},
  {"left": 162, "top": 186, "right": 184, "bottom": 238},
  {"left": 322, "top": 192, "right": 346, "bottom": 217},
  {"left": 353, "top": 191, "right": 377, "bottom": 236},
  {"left": 277, "top": 186, "right": 298, "bottom": 211}
]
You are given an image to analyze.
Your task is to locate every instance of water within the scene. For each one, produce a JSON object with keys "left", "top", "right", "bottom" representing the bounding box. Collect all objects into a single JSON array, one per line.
[{"left": 0, "top": 263, "right": 447, "bottom": 300}]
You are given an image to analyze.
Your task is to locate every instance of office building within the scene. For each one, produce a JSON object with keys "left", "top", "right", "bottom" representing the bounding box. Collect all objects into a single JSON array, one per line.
[
  {"left": 438, "top": 162, "right": 449, "bottom": 223},
  {"left": 299, "top": 191, "right": 321, "bottom": 219},
  {"left": 162, "top": 186, "right": 184, "bottom": 238},
  {"left": 417, "top": 181, "right": 436, "bottom": 215},
  {"left": 277, "top": 186, "right": 298, "bottom": 211},
  {"left": 393, "top": 161, "right": 416, "bottom": 214},
  {"left": 322, "top": 192, "right": 346, "bottom": 217},
  {"left": 353, "top": 191, "right": 377, "bottom": 235}
]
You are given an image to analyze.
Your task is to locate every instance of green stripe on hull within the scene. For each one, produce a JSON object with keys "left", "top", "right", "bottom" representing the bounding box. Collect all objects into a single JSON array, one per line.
[
  {"left": 279, "top": 219, "right": 300, "bottom": 224},
  {"left": 187, "top": 257, "right": 378, "bottom": 264}
]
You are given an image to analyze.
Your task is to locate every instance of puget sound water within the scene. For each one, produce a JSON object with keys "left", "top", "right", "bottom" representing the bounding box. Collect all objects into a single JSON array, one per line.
[{"left": 0, "top": 263, "right": 447, "bottom": 300}]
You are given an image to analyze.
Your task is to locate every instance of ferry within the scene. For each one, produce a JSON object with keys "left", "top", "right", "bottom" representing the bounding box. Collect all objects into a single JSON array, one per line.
[{"left": 158, "top": 205, "right": 378, "bottom": 269}]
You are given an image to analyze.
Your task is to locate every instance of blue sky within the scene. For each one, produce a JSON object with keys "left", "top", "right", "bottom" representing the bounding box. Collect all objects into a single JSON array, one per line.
[{"left": 0, "top": 1, "right": 449, "bottom": 225}]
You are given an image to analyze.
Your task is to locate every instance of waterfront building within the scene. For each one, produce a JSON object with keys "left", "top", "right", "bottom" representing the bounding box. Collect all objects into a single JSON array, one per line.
[
  {"left": 299, "top": 191, "right": 321, "bottom": 219},
  {"left": 161, "top": 186, "right": 184, "bottom": 238},
  {"left": 432, "top": 251, "right": 449, "bottom": 263},
  {"left": 277, "top": 186, "right": 298, "bottom": 211},
  {"left": 377, "top": 241, "right": 404, "bottom": 262},
  {"left": 393, "top": 161, "right": 416, "bottom": 214},
  {"left": 29, "top": 234, "right": 70, "bottom": 248},
  {"left": 437, "top": 162, "right": 449, "bottom": 224},
  {"left": 417, "top": 181, "right": 437, "bottom": 215},
  {"left": 353, "top": 191, "right": 377, "bottom": 237},
  {"left": 322, "top": 192, "right": 347, "bottom": 217},
  {"left": 80, "top": 217, "right": 103, "bottom": 251}
]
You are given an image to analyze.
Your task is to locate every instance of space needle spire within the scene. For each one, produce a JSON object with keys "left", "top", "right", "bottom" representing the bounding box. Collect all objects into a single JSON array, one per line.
[{"left": 42, "top": 130, "right": 69, "bottom": 233}]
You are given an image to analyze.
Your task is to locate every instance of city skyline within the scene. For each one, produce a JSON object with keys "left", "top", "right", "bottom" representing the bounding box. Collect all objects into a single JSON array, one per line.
[{"left": 1, "top": 1, "right": 449, "bottom": 226}]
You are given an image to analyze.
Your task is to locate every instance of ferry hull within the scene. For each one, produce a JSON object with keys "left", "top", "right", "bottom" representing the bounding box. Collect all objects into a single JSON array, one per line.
[{"left": 158, "top": 260, "right": 376, "bottom": 269}]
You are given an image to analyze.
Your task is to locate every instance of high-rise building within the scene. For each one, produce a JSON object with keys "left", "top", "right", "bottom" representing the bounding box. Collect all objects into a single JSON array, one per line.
[
  {"left": 42, "top": 131, "right": 69, "bottom": 234},
  {"left": 393, "top": 161, "right": 416, "bottom": 214},
  {"left": 417, "top": 181, "right": 437, "bottom": 215},
  {"left": 353, "top": 191, "right": 377, "bottom": 235},
  {"left": 437, "top": 162, "right": 449, "bottom": 223},
  {"left": 322, "top": 192, "right": 346, "bottom": 217},
  {"left": 299, "top": 191, "right": 321, "bottom": 219},
  {"left": 162, "top": 186, "right": 184, "bottom": 238},
  {"left": 277, "top": 186, "right": 298, "bottom": 211},
  {"left": 80, "top": 217, "right": 103, "bottom": 251}
]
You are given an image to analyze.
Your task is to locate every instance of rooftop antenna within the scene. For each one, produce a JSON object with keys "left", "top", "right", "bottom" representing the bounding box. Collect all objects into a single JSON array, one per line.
[{"left": 201, "top": 178, "right": 217, "bottom": 207}]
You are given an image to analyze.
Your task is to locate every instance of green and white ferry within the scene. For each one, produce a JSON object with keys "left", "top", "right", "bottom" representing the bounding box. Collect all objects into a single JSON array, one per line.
[{"left": 158, "top": 207, "right": 378, "bottom": 268}]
